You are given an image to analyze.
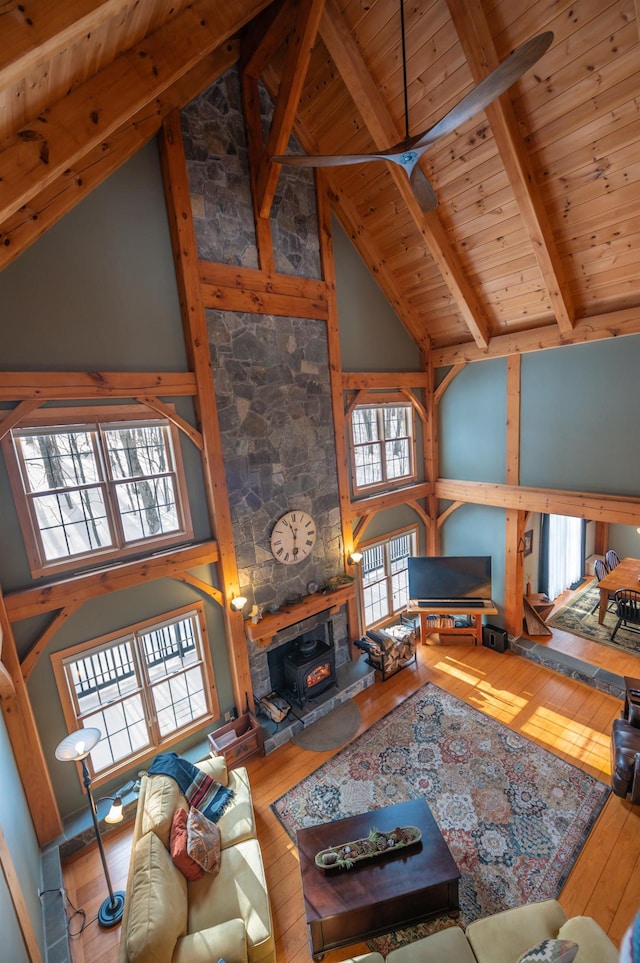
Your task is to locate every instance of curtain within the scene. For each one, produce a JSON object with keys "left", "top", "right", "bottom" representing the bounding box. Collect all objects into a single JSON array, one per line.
[{"left": 546, "top": 513, "right": 584, "bottom": 600}]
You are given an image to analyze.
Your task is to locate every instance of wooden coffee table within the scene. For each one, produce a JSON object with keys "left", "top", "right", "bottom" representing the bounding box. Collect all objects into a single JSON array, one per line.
[{"left": 296, "top": 798, "right": 460, "bottom": 959}]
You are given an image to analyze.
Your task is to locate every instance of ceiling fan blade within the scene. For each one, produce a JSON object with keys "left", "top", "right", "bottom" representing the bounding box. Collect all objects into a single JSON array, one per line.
[
  {"left": 405, "top": 31, "right": 554, "bottom": 155},
  {"left": 409, "top": 164, "right": 438, "bottom": 213},
  {"left": 270, "top": 31, "right": 553, "bottom": 210},
  {"left": 272, "top": 151, "right": 388, "bottom": 168}
]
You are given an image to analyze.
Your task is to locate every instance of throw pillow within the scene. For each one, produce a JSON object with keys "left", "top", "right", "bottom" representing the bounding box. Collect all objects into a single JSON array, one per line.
[
  {"left": 515, "top": 939, "right": 579, "bottom": 963},
  {"left": 170, "top": 807, "right": 204, "bottom": 881},
  {"left": 187, "top": 806, "right": 222, "bottom": 876}
]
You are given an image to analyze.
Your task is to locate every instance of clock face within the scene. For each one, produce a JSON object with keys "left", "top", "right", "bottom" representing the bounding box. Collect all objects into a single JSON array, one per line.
[{"left": 270, "top": 511, "right": 316, "bottom": 564}]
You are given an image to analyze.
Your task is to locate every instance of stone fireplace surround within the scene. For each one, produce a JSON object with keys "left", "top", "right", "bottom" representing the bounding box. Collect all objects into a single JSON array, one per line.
[{"left": 248, "top": 605, "right": 375, "bottom": 753}]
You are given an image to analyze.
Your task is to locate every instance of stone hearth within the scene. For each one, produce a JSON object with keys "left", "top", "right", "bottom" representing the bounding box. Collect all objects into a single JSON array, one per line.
[{"left": 248, "top": 604, "right": 374, "bottom": 752}]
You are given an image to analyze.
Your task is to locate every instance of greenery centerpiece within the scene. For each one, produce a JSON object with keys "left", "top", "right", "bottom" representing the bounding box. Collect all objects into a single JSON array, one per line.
[{"left": 315, "top": 825, "right": 421, "bottom": 871}]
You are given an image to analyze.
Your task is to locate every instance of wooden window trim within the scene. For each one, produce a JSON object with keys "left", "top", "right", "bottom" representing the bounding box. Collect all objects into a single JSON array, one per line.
[
  {"left": 348, "top": 401, "right": 417, "bottom": 497},
  {"left": 2, "top": 405, "right": 193, "bottom": 578},
  {"left": 51, "top": 600, "right": 219, "bottom": 789},
  {"left": 357, "top": 524, "right": 418, "bottom": 630}
]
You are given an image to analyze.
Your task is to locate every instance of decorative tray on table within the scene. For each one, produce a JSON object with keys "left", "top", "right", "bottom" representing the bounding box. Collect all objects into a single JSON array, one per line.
[{"left": 315, "top": 825, "right": 422, "bottom": 871}]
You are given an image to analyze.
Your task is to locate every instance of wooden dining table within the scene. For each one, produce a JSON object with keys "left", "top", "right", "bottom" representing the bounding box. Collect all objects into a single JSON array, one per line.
[{"left": 597, "top": 557, "right": 640, "bottom": 623}]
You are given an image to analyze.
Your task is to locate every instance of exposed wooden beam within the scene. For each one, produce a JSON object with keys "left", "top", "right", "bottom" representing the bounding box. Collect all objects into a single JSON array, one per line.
[
  {"left": 241, "top": 72, "right": 275, "bottom": 273},
  {"left": 319, "top": 0, "right": 491, "bottom": 348},
  {"left": 0, "top": 590, "right": 62, "bottom": 844},
  {"left": 199, "top": 260, "right": 329, "bottom": 317},
  {"left": 316, "top": 171, "right": 360, "bottom": 640},
  {"left": 505, "top": 356, "right": 521, "bottom": 486},
  {"left": 431, "top": 307, "right": 640, "bottom": 366},
  {"left": 0, "top": 0, "right": 132, "bottom": 91},
  {"left": 21, "top": 603, "right": 82, "bottom": 682},
  {"left": 503, "top": 356, "right": 524, "bottom": 637},
  {"left": 435, "top": 479, "right": 640, "bottom": 527},
  {"left": 0, "top": 400, "right": 42, "bottom": 442},
  {"left": 0, "top": 371, "right": 197, "bottom": 401},
  {"left": 446, "top": 0, "right": 575, "bottom": 335},
  {"left": 176, "top": 573, "right": 224, "bottom": 607},
  {"left": 0, "top": 663, "right": 15, "bottom": 701},
  {"left": 258, "top": 0, "right": 326, "bottom": 220},
  {"left": 4, "top": 542, "right": 219, "bottom": 622},
  {"left": 159, "top": 110, "right": 254, "bottom": 718},
  {"left": 240, "top": 0, "right": 296, "bottom": 78},
  {"left": 423, "top": 348, "right": 438, "bottom": 555},
  {"left": 0, "top": 0, "right": 270, "bottom": 226},
  {"left": 0, "top": 44, "right": 240, "bottom": 271},
  {"left": 342, "top": 372, "right": 429, "bottom": 390},
  {"left": 136, "top": 396, "right": 204, "bottom": 451},
  {"left": 437, "top": 501, "right": 463, "bottom": 529},
  {"left": 349, "top": 481, "right": 432, "bottom": 518},
  {"left": 433, "top": 365, "right": 465, "bottom": 405}
]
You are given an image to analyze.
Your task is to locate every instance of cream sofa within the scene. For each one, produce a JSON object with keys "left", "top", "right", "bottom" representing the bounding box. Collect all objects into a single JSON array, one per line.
[
  {"left": 344, "top": 900, "right": 618, "bottom": 963},
  {"left": 117, "top": 755, "right": 275, "bottom": 963}
]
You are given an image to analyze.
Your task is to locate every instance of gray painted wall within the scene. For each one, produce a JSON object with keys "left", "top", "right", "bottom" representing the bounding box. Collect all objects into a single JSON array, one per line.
[
  {"left": 0, "top": 712, "right": 44, "bottom": 961},
  {"left": 0, "top": 141, "right": 225, "bottom": 824},
  {"left": 521, "top": 340, "right": 640, "bottom": 495},
  {"left": 439, "top": 338, "right": 640, "bottom": 618},
  {"left": 333, "top": 217, "right": 421, "bottom": 372},
  {"left": 439, "top": 357, "right": 506, "bottom": 482}
]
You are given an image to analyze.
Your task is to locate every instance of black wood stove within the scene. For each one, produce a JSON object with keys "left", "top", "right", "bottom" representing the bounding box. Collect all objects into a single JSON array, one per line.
[{"left": 282, "top": 639, "right": 337, "bottom": 708}]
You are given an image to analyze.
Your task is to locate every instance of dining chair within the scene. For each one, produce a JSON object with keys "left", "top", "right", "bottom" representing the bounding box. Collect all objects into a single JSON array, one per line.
[
  {"left": 605, "top": 549, "right": 621, "bottom": 571},
  {"left": 591, "top": 558, "right": 617, "bottom": 615},
  {"left": 611, "top": 589, "right": 640, "bottom": 641}
]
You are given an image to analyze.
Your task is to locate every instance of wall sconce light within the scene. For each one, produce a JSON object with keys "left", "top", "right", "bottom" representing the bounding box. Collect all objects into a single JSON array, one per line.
[
  {"left": 349, "top": 552, "right": 363, "bottom": 565},
  {"left": 55, "top": 727, "right": 126, "bottom": 927},
  {"left": 230, "top": 596, "right": 248, "bottom": 612}
]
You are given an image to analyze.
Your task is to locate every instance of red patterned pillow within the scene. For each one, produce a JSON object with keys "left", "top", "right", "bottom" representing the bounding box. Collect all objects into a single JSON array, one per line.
[
  {"left": 187, "top": 807, "right": 222, "bottom": 877},
  {"left": 169, "top": 807, "right": 204, "bottom": 881}
]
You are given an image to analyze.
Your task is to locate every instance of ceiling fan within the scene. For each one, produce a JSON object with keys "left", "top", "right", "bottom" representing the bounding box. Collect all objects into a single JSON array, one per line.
[{"left": 272, "top": 7, "right": 553, "bottom": 213}]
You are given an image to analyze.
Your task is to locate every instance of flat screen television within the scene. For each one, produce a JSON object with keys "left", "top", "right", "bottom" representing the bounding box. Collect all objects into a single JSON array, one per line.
[{"left": 408, "top": 555, "right": 492, "bottom": 602}]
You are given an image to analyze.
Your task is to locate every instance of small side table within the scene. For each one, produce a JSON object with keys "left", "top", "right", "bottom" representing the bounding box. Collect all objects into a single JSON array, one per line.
[
  {"left": 623, "top": 676, "right": 640, "bottom": 728},
  {"left": 208, "top": 711, "right": 264, "bottom": 768}
]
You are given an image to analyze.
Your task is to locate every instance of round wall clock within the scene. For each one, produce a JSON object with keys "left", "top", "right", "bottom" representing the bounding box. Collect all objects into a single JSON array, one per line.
[{"left": 270, "top": 511, "right": 316, "bottom": 564}]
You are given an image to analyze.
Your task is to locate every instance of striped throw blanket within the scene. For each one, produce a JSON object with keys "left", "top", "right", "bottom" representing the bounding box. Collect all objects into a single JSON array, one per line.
[{"left": 148, "top": 752, "right": 234, "bottom": 823}]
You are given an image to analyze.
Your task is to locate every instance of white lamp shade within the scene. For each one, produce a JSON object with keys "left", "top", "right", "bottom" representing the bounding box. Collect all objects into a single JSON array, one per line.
[
  {"left": 231, "top": 596, "right": 248, "bottom": 611},
  {"left": 104, "top": 798, "right": 124, "bottom": 824},
  {"left": 55, "top": 727, "right": 101, "bottom": 762}
]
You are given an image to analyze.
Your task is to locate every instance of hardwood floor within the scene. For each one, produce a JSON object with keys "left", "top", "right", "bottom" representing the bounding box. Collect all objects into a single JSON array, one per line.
[{"left": 62, "top": 632, "right": 640, "bottom": 962}]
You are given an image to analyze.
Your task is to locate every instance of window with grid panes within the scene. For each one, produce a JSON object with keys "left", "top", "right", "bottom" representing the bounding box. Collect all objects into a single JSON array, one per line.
[
  {"left": 360, "top": 528, "right": 417, "bottom": 629},
  {"left": 350, "top": 404, "right": 415, "bottom": 494},
  {"left": 3, "top": 411, "right": 192, "bottom": 577},
  {"left": 51, "top": 604, "right": 218, "bottom": 781}
]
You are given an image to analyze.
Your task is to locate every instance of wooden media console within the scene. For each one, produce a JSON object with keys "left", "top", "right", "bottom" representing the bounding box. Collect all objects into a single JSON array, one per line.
[{"left": 406, "top": 600, "right": 498, "bottom": 646}]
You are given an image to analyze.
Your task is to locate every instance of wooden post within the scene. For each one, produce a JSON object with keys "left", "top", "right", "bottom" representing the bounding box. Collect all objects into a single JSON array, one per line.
[
  {"left": 423, "top": 346, "right": 438, "bottom": 555},
  {"left": 316, "top": 172, "right": 360, "bottom": 645},
  {"left": 0, "top": 589, "right": 62, "bottom": 845},
  {"left": 504, "top": 356, "right": 524, "bottom": 638},
  {"left": 158, "top": 110, "right": 254, "bottom": 717}
]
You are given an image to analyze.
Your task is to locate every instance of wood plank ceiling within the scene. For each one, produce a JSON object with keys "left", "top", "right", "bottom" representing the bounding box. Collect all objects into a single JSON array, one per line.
[{"left": 1, "top": 0, "right": 639, "bottom": 364}]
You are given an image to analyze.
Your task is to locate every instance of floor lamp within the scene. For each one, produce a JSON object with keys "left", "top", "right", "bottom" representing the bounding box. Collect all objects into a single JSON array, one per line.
[{"left": 55, "top": 726, "right": 126, "bottom": 928}]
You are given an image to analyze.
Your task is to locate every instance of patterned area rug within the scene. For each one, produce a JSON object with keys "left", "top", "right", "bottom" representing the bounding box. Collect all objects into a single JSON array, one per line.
[
  {"left": 272, "top": 683, "right": 609, "bottom": 955},
  {"left": 548, "top": 582, "right": 640, "bottom": 656}
]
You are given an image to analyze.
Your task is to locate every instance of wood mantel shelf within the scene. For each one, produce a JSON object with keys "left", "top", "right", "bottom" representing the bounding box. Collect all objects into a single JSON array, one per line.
[{"left": 245, "top": 584, "right": 356, "bottom": 648}]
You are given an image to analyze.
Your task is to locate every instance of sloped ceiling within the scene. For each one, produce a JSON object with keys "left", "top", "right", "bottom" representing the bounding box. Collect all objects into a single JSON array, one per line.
[{"left": 1, "top": 0, "right": 640, "bottom": 363}]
